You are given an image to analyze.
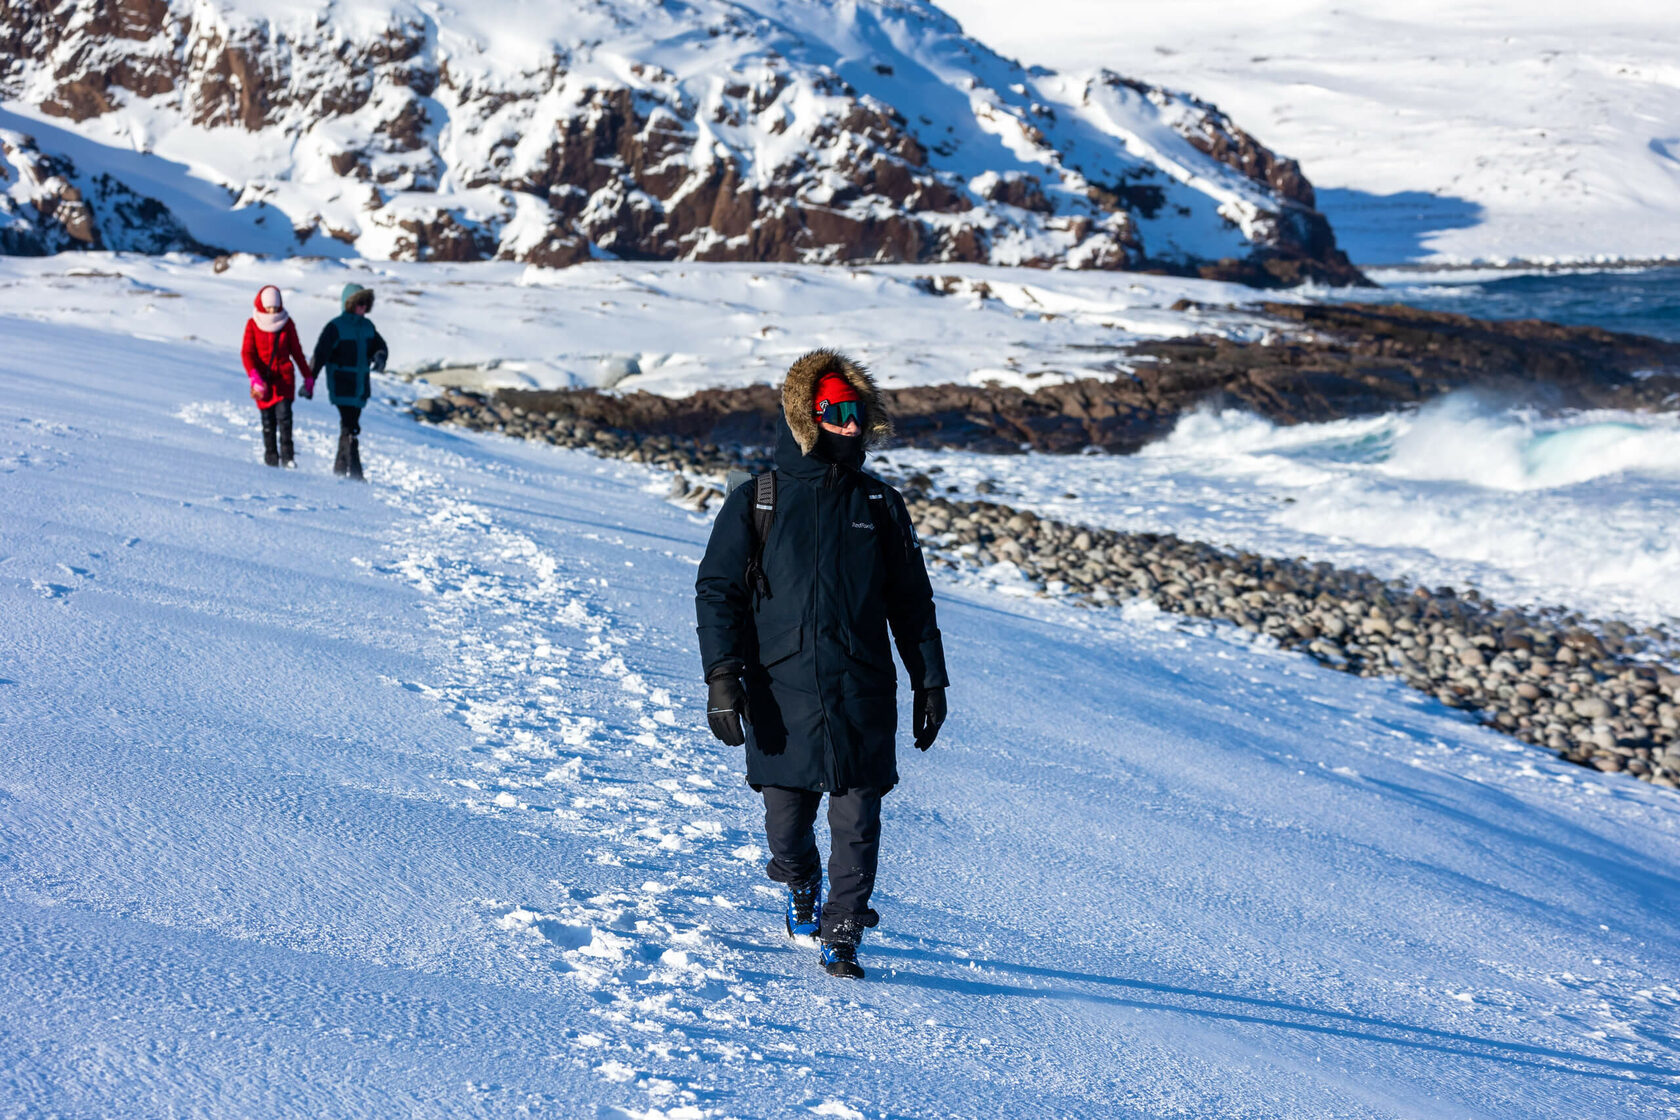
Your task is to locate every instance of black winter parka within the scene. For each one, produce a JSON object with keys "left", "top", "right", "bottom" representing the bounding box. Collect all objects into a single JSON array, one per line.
[{"left": 695, "top": 355, "right": 947, "bottom": 794}]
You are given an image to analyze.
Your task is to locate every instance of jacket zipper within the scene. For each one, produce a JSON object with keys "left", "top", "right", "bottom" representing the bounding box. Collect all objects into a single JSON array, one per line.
[{"left": 813, "top": 464, "right": 842, "bottom": 791}]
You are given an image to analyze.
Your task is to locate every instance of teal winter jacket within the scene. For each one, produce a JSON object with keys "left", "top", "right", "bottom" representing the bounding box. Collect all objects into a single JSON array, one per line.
[{"left": 311, "top": 283, "right": 389, "bottom": 408}]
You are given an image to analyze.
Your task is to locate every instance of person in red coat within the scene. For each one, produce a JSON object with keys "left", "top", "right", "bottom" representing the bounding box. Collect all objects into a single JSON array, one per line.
[{"left": 241, "top": 285, "right": 313, "bottom": 468}]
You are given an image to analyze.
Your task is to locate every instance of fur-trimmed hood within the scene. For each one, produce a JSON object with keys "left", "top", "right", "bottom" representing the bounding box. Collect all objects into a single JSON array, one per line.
[
  {"left": 341, "top": 282, "right": 373, "bottom": 313},
  {"left": 780, "top": 349, "right": 892, "bottom": 455}
]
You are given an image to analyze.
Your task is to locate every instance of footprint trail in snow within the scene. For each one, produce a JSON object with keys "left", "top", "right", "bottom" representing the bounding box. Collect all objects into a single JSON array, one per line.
[{"left": 367, "top": 442, "right": 855, "bottom": 1115}]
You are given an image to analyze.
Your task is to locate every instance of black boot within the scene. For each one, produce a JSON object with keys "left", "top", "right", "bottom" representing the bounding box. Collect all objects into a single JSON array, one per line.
[
  {"left": 275, "top": 398, "right": 295, "bottom": 468},
  {"left": 260, "top": 406, "right": 280, "bottom": 467},
  {"left": 335, "top": 404, "right": 364, "bottom": 479},
  {"left": 820, "top": 937, "right": 865, "bottom": 980},
  {"left": 785, "top": 878, "right": 822, "bottom": 941}
]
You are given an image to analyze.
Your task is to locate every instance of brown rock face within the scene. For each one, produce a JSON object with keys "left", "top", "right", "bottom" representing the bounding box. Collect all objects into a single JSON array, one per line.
[
  {"left": 492, "top": 303, "right": 1680, "bottom": 455},
  {"left": 979, "top": 172, "right": 1054, "bottom": 214},
  {"left": 387, "top": 211, "right": 497, "bottom": 262},
  {"left": 36, "top": 0, "right": 180, "bottom": 119}
]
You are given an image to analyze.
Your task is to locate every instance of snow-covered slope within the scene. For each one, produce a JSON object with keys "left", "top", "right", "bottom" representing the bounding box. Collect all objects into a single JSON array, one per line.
[
  {"left": 0, "top": 0, "right": 1360, "bottom": 285},
  {"left": 4, "top": 264, "right": 1680, "bottom": 1118},
  {"left": 0, "top": 252, "right": 1294, "bottom": 395},
  {"left": 941, "top": 0, "right": 1680, "bottom": 266}
]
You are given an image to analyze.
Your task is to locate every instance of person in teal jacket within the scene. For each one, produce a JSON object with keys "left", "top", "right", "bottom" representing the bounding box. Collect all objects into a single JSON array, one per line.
[{"left": 309, "top": 282, "right": 389, "bottom": 480}]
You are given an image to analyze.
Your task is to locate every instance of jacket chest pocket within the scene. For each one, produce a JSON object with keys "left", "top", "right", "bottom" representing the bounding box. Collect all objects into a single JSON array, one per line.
[{"left": 332, "top": 333, "right": 363, "bottom": 369}]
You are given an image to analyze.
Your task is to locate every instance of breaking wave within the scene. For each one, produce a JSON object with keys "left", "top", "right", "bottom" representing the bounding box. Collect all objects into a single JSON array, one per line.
[
  {"left": 891, "top": 392, "right": 1680, "bottom": 622},
  {"left": 1146, "top": 394, "right": 1680, "bottom": 492}
]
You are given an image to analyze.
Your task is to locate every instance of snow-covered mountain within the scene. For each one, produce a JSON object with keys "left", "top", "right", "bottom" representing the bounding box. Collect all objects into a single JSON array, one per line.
[
  {"left": 941, "top": 0, "right": 1680, "bottom": 266},
  {"left": 0, "top": 0, "right": 1361, "bottom": 285}
]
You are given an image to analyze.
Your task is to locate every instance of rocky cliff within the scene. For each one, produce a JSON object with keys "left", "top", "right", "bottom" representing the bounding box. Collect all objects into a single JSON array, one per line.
[{"left": 0, "top": 0, "right": 1362, "bottom": 285}]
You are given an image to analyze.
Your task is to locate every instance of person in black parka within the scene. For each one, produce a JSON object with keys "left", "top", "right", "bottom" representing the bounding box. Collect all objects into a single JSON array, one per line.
[{"left": 695, "top": 349, "right": 949, "bottom": 979}]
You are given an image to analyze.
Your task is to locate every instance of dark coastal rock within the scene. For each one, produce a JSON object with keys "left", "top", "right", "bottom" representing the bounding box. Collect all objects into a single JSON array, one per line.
[{"left": 492, "top": 301, "right": 1680, "bottom": 456}]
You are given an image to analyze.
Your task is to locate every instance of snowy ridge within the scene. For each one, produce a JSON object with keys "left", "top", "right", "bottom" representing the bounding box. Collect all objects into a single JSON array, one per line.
[
  {"left": 940, "top": 0, "right": 1680, "bottom": 267},
  {"left": 0, "top": 0, "right": 1359, "bottom": 284},
  {"left": 4, "top": 270, "right": 1680, "bottom": 1116}
]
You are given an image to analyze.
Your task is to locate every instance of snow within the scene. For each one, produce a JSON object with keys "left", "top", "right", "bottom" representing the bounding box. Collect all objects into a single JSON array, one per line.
[
  {"left": 5, "top": 263, "right": 1680, "bottom": 1116},
  {"left": 0, "top": 252, "right": 1281, "bottom": 395},
  {"left": 939, "top": 0, "right": 1680, "bottom": 266}
]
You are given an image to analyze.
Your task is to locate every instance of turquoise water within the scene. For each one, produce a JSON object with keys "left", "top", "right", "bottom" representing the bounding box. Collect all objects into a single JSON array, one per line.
[{"left": 1350, "top": 266, "right": 1680, "bottom": 342}]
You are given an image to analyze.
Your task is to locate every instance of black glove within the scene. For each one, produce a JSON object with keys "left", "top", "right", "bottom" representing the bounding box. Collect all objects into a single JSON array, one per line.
[
  {"left": 913, "top": 686, "right": 946, "bottom": 751},
  {"left": 706, "top": 672, "right": 746, "bottom": 747}
]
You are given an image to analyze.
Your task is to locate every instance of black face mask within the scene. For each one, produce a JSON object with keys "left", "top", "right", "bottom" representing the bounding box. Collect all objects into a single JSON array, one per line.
[{"left": 815, "top": 426, "right": 863, "bottom": 464}]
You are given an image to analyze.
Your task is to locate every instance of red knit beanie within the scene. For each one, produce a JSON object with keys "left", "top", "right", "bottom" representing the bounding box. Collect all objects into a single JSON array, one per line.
[{"left": 813, "top": 372, "right": 861, "bottom": 414}]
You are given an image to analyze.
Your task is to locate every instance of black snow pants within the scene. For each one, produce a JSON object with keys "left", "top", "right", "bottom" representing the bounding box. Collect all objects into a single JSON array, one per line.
[
  {"left": 334, "top": 404, "right": 364, "bottom": 480},
  {"left": 762, "top": 785, "right": 882, "bottom": 943},
  {"left": 260, "top": 399, "right": 294, "bottom": 467}
]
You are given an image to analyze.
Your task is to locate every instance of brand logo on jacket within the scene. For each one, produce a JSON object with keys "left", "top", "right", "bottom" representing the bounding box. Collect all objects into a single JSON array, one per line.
[{"left": 851, "top": 521, "right": 874, "bottom": 530}]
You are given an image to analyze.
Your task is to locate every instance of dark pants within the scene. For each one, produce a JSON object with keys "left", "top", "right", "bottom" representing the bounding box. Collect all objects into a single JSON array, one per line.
[
  {"left": 260, "top": 399, "right": 294, "bottom": 466},
  {"left": 762, "top": 785, "right": 883, "bottom": 943},
  {"left": 334, "top": 405, "right": 363, "bottom": 480}
]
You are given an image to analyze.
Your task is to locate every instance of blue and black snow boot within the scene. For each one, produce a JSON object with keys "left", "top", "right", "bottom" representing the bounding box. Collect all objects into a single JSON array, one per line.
[
  {"left": 820, "top": 938, "right": 865, "bottom": 980},
  {"left": 785, "top": 881, "right": 822, "bottom": 941}
]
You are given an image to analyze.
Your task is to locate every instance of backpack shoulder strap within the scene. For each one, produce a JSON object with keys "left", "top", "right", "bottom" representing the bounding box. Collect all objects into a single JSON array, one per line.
[
  {"left": 745, "top": 471, "right": 776, "bottom": 600},
  {"left": 752, "top": 471, "right": 776, "bottom": 543}
]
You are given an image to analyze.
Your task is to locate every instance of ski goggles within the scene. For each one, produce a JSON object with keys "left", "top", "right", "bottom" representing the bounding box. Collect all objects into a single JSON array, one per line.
[{"left": 815, "top": 399, "right": 863, "bottom": 427}]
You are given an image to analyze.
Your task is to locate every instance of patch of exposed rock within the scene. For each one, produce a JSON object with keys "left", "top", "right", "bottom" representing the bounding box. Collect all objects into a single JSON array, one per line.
[
  {"left": 0, "top": 129, "right": 218, "bottom": 255},
  {"left": 474, "top": 301, "right": 1680, "bottom": 456}
]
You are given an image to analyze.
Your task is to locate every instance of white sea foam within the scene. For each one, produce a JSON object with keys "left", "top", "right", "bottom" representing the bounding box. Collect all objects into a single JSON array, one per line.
[{"left": 889, "top": 394, "right": 1680, "bottom": 623}]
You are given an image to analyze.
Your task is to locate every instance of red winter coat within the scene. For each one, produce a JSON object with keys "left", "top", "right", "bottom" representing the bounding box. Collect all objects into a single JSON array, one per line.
[{"left": 242, "top": 289, "right": 311, "bottom": 410}]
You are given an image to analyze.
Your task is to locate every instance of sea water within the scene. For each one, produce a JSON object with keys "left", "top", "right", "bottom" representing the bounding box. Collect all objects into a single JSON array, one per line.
[
  {"left": 1358, "top": 265, "right": 1680, "bottom": 342},
  {"left": 885, "top": 283, "right": 1680, "bottom": 627}
]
